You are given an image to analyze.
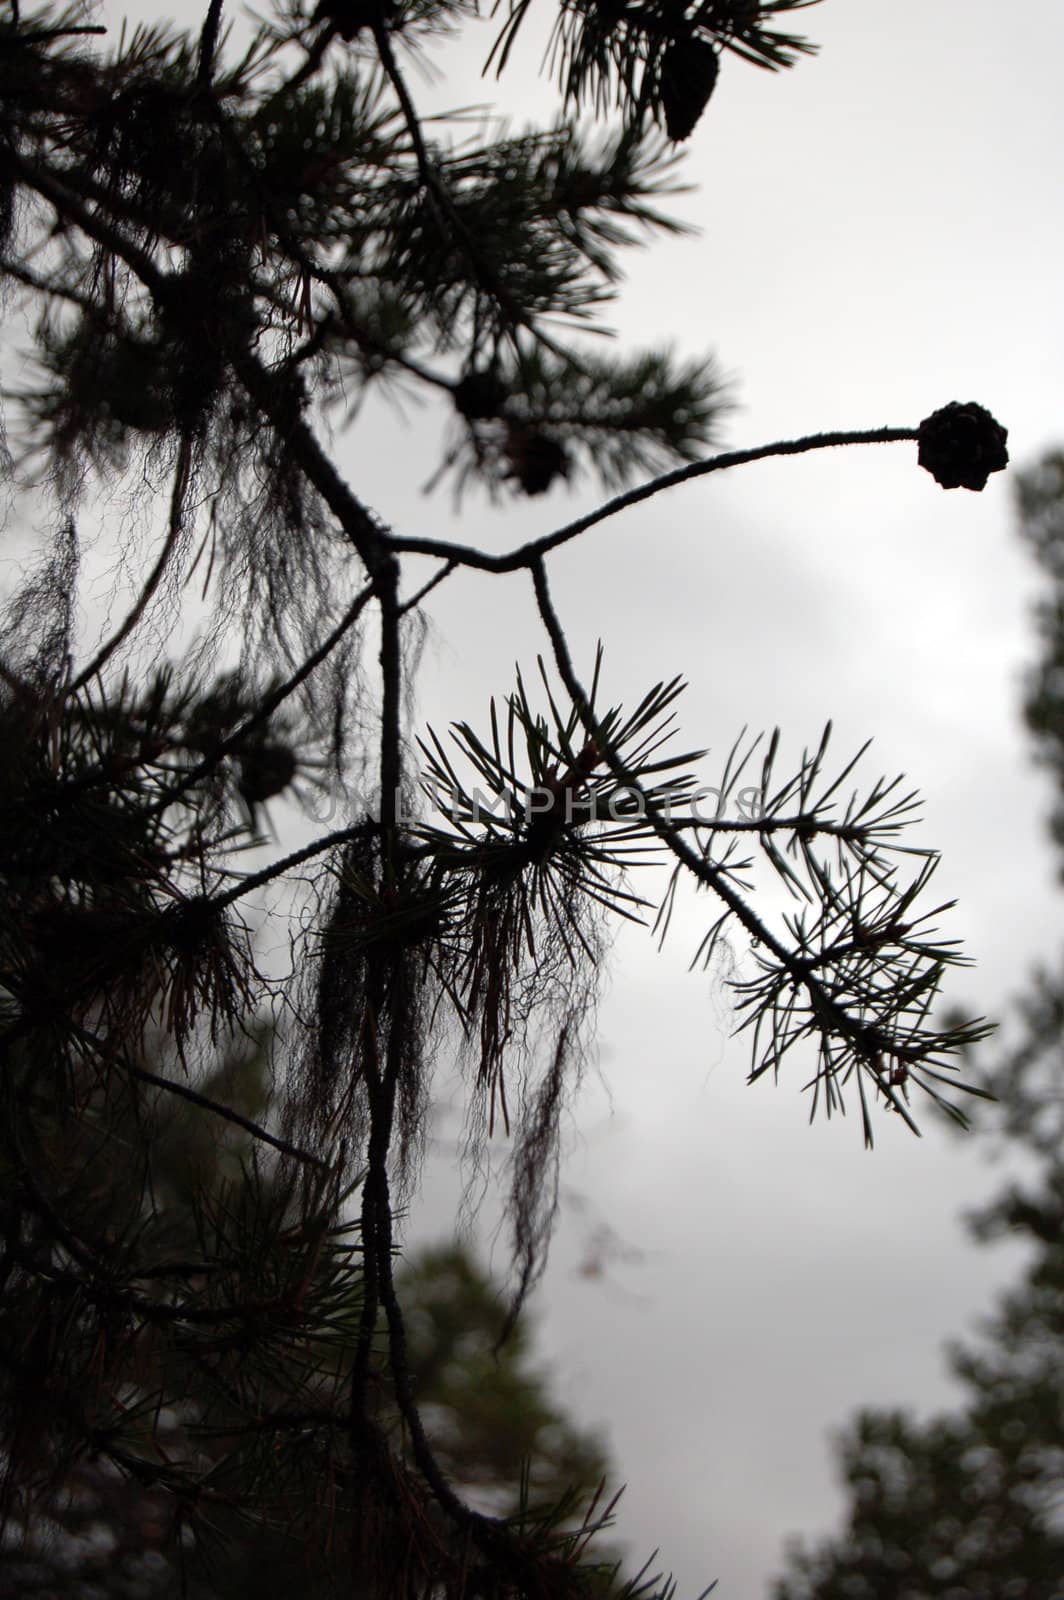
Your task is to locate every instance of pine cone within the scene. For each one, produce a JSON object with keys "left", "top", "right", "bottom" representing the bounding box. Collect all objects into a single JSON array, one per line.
[
  {"left": 453, "top": 370, "right": 508, "bottom": 421},
  {"left": 504, "top": 426, "right": 570, "bottom": 496},
  {"left": 660, "top": 38, "right": 719, "bottom": 143},
  {"left": 917, "top": 402, "right": 1009, "bottom": 492},
  {"left": 238, "top": 742, "right": 298, "bottom": 805}
]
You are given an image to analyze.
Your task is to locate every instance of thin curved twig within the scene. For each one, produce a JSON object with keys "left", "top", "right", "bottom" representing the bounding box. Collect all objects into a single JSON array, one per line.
[
  {"left": 152, "top": 577, "right": 375, "bottom": 813},
  {"left": 131, "top": 1063, "right": 330, "bottom": 1169},
  {"left": 208, "top": 820, "right": 378, "bottom": 910},
  {"left": 392, "top": 427, "right": 920, "bottom": 573}
]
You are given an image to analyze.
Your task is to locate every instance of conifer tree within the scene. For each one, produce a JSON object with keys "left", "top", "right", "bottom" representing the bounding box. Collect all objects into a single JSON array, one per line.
[{"left": 0, "top": 1, "right": 1009, "bottom": 1595}]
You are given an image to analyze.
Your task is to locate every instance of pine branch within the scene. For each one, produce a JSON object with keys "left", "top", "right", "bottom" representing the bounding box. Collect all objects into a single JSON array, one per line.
[
  {"left": 528, "top": 558, "right": 985, "bottom": 1142},
  {"left": 152, "top": 578, "right": 375, "bottom": 809},
  {"left": 129, "top": 1063, "right": 331, "bottom": 1170},
  {"left": 209, "top": 821, "right": 379, "bottom": 910},
  {"left": 394, "top": 425, "right": 921, "bottom": 570}
]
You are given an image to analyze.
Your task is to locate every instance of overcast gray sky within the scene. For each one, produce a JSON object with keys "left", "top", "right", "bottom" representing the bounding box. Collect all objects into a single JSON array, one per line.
[{"left": 71, "top": 1, "right": 1064, "bottom": 1593}]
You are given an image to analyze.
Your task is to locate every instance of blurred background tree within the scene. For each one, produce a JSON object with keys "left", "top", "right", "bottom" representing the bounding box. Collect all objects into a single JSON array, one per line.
[{"left": 771, "top": 453, "right": 1064, "bottom": 1600}]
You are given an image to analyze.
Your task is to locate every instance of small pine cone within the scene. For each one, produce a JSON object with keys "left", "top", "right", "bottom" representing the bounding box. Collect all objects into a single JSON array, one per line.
[
  {"left": 660, "top": 38, "right": 719, "bottom": 143},
  {"left": 453, "top": 370, "right": 509, "bottom": 421},
  {"left": 917, "top": 402, "right": 1009, "bottom": 492},
  {"left": 504, "top": 426, "right": 570, "bottom": 496},
  {"left": 238, "top": 742, "right": 298, "bottom": 805}
]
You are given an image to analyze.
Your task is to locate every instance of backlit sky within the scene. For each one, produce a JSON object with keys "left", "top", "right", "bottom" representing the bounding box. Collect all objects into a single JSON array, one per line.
[{"left": 75, "top": 1, "right": 1064, "bottom": 1592}]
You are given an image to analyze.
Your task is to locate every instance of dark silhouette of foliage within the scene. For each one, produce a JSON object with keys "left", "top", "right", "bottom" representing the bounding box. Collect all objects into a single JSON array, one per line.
[
  {"left": 0, "top": 0, "right": 1007, "bottom": 1595},
  {"left": 0, "top": 1068, "right": 615, "bottom": 1598},
  {"left": 1018, "top": 450, "right": 1064, "bottom": 865}
]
